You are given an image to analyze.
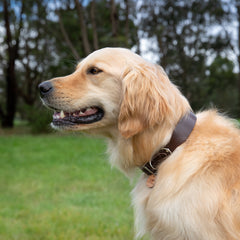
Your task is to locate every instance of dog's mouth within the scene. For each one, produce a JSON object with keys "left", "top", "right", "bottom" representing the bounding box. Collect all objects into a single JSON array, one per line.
[{"left": 51, "top": 106, "right": 104, "bottom": 126}]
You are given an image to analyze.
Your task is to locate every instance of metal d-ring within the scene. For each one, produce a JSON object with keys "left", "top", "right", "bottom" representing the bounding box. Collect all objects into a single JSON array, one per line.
[
  {"left": 150, "top": 148, "right": 172, "bottom": 169},
  {"left": 149, "top": 158, "right": 157, "bottom": 170}
]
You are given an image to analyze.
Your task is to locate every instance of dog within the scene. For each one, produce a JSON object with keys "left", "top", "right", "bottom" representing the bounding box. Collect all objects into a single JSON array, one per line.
[{"left": 39, "top": 47, "right": 240, "bottom": 240}]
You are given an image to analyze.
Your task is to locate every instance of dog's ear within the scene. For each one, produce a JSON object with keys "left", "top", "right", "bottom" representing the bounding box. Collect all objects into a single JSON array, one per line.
[{"left": 118, "top": 64, "right": 173, "bottom": 139}]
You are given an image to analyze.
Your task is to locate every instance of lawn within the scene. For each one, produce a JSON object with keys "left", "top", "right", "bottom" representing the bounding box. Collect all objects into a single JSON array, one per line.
[{"left": 0, "top": 133, "right": 139, "bottom": 240}]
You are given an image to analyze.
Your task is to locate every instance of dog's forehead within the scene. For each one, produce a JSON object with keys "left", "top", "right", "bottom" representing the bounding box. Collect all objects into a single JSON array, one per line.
[{"left": 76, "top": 48, "right": 129, "bottom": 72}]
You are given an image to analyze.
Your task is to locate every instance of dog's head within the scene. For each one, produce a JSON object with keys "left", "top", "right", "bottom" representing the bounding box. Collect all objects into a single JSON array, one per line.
[{"left": 39, "top": 48, "right": 185, "bottom": 138}]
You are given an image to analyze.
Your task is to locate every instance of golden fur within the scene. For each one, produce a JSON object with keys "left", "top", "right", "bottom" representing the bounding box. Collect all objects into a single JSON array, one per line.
[{"left": 42, "top": 48, "right": 240, "bottom": 239}]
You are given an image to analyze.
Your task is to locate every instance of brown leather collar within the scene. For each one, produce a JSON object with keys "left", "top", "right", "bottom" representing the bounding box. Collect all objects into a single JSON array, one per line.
[{"left": 141, "top": 111, "right": 197, "bottom": 175}]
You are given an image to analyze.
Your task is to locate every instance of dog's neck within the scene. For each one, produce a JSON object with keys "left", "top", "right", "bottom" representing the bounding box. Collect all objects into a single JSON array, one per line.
[
  {"left": 107, "top": 110, "right": 192, "bottom": 176},
  {"left": 131, "top": 122, "right": 173, "bottom": 166}
]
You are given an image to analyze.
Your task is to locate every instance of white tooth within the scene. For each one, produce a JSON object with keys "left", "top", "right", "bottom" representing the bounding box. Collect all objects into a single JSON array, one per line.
[
  {"left": 60, "top": 110, "right": 65, "bottom": 118},
  {"left": 79, "top": 111, "right": 84, "bottom": 115},
  {"left": 86, "top": 107, "right": 92, "bottom": 111}
]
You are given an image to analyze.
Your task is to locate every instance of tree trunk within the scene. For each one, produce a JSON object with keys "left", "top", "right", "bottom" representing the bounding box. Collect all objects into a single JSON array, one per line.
[
  {"left": 124, "top": 0, "right": 129, "bottom": 46},
  {"left": 110, "top": 0, "right": 118, "bottom": 37},
  {"left": 57, "top": 9, "right": 80, "bottom": 60},
  {"left": 2, "top": 53, "right": 17, "bottom": 128},
  {"left": 2, "top": 0, "right": 23, "bottom": 128},
  {"left": 90, "top": 0, "right": 99, "bottom": 50},
  {"left": 74, "top": 0, "right": 91, "bottom": 55}
]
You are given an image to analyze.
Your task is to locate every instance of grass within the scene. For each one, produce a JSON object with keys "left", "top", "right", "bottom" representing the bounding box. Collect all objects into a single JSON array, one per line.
[{"left": 0, "top": 133, "right": 138, "bottom": 240}]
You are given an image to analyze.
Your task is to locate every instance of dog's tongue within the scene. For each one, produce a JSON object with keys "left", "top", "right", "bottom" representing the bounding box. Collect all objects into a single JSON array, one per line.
[{"left": 80, "top": 107, "right": 98, "bottom": 116}]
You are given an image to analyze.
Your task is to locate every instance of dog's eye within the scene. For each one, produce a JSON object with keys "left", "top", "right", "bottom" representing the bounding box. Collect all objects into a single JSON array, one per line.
[{"left": 87, "top": 67, "right": 103, "bottom": 75}]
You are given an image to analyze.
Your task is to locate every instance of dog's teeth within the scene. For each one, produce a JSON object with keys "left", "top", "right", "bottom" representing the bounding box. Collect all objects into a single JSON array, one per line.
[{"left": 60, "top": 110, "right": 65, "bottom": 118}]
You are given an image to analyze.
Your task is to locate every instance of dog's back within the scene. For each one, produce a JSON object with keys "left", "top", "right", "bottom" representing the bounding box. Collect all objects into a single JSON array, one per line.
[{"left": 133, "top": 110, "right": 240, "bottom": 240}]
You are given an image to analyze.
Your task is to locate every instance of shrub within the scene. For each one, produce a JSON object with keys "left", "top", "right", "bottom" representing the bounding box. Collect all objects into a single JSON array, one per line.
[{"left": 23, "top": 104, "right": 52, "bottom": 133}]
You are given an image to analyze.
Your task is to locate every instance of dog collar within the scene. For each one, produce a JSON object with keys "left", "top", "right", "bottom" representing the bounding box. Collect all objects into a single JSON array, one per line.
[{"left": 141, "top": 111, "right": 197, "bottom": 176}]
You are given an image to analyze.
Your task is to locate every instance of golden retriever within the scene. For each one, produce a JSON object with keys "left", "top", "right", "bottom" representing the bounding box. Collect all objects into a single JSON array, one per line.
[{"left": 39, "top": 47, "right": 240, "bottom": 240}]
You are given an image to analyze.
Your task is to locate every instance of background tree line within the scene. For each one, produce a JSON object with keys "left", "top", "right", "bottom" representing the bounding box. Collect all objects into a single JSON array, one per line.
[{"left": 0, "top": 0, "right": 239, "bottom": 131}]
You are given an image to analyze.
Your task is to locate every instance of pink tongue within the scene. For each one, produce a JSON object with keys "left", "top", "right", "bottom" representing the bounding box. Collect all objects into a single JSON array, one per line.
[
  {"left": 84, "top": 108, "right": 97, "bottom": 115},
  {"left": 77, "top": 107, "right": 98, "bottom": 117}
]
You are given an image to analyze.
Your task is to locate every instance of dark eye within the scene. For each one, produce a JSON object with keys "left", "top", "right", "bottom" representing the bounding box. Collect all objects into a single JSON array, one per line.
[{"left": 87, "top": 67, "right": 103, "bottom": 75}]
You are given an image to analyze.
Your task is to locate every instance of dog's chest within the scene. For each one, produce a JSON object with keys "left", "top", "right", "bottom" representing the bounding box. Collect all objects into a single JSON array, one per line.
[
  {"left": 131, "top": 174, "right": 211, "bottom": 240},
  {"left": 131, "top": 176, "right": 187, "bottom": 240}
]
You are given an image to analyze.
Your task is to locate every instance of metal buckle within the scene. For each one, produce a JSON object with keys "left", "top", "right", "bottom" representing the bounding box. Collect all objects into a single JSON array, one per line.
[
  {"left": 151, "top": 148, "right": 172, "bottom": 165},
  {"left": 141, "top": 148, "right": 172, "bottom": 175}
]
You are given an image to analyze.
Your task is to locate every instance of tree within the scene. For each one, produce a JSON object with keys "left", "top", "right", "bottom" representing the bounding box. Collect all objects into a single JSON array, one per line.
[
  {"left": 53, "top": 0, "right": 139, "bottom": 53},
  {"left": 139, "top": 0, "right": 232, "bottom": 111},
  {"left": 75, "top": 0, "right": 91, "bottom": 55},
  {"left": 1, "top": 0, "right": 24, "bottom": 127},
  {"left": 56, "top": 6, "right": 80, "bottom": 60},
  {"left": 17, "top": 1, "right": 58, "bottom": 104},
  {"left": 97, "top": 0, "right": 138, "bottom": 47},
  {"left": 200, "top": 56, "right": 238, "bottom": 114},
  {"left": 0, "top": 0, "right": 70, "bottom": 128},
  {"left": 110, "top": 0, "right": 118, "bottom": 38},
  {"left": 90, "top": 0, "right": 99, "bottom": 50}
]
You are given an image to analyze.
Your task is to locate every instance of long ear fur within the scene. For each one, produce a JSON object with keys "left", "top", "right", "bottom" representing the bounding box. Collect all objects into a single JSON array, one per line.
[{"left": 118, "top": 63, "right": 175, "bottom": 139}]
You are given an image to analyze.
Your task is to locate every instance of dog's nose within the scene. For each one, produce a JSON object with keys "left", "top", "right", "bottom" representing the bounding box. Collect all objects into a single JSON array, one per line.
[{"left": 38, "top": 81, "right": 53, "bottom": 97}]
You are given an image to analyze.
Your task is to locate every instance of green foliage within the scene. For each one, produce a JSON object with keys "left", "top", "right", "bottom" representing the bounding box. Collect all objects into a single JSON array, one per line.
[
  {"left": 0, "top": 135, "right": 138, "bottom": 240},
  {"left": 139, "top": 0, "right": 236, "bottom": 115},
  {"left": 202, "top": 56, "right": 238, "bottom": 115},
  {"left": 22, "top": 105, "right": 53, "bottom": 133}
]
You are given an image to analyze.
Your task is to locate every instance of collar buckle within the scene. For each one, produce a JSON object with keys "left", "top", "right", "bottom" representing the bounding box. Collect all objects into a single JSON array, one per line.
[
  {"left": 141, "top": 148, "right": 172, "bottom": 176},
  {"left": 151, "top": 148, "right": 172, "bottom": 164},
  {"left": 140, "top": 111, "right": 197, "bottom": 176}
]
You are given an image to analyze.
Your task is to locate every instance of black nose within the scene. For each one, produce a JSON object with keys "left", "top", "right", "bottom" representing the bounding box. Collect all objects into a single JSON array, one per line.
[{"left": 38, "top": 81, "right": 53, "bottom": 97}]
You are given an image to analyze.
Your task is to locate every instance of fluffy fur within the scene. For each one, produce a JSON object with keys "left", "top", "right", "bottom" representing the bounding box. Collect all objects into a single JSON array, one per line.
[{"left": 41, "top": 48, "right": 240, "bottom": 240}]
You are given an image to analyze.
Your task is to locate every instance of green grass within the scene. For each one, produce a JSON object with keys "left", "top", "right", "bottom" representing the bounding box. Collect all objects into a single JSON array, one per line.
[{"left": 0, "top": 133, "right": 136, "bottom": 240}]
